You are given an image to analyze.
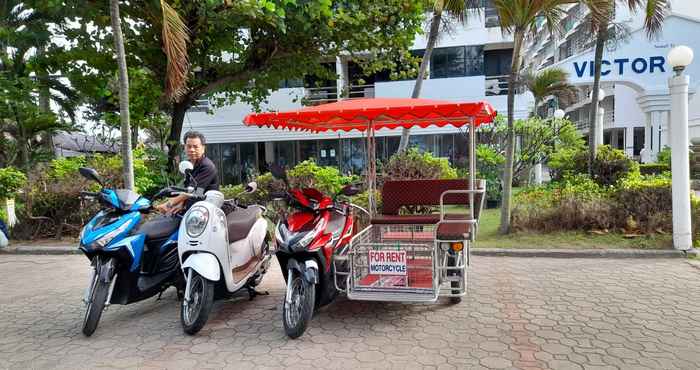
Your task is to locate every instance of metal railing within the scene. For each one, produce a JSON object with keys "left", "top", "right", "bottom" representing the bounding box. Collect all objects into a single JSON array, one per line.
[
  {"left": 485, "top": 75, "right": 509, "bottom": 96},
  {"left": 303, "top": 84, "right": 375, "bottom": 106}
]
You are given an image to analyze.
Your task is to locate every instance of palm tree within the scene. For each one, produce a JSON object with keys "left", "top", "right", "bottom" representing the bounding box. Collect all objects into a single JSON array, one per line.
[
  {"left": 398, "top": 0, "right": 480, "bottom": 152},
  {"left": 492, "top": 0, "right": 605, "bottom": 234},
  {"left": 108, "top": 0, "right": 190, "bottom": 190},
  {"left": 109, "top": 0, "right": 135, "bottom": 190},
  {"left": 523, "top": 67, "right": 577, "bottom": 117},
  {"left": 586, "top": 0, "right": 667, "bottom": 174}
]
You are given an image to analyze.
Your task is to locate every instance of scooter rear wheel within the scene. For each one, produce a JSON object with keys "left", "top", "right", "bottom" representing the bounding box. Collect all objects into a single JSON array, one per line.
[
  {"left": 82, "top": 257, "right": 112, "bottom": 337},
  {"left": 283, "top": 272, "right": 315, "bottom": 339},
  {"left": 181, "top": 270, "right": 214, "bottom": 335}
]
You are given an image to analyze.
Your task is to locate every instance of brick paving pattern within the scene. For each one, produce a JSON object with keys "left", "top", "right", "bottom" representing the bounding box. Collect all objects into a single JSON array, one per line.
[{"left": 0, "top": 255, "right": 699, "bottom": 369}]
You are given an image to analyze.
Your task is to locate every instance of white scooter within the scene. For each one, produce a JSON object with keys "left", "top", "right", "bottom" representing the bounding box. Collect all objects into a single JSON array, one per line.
[{"left": 176, "top": 161, "right": 272, "bottom": 335}]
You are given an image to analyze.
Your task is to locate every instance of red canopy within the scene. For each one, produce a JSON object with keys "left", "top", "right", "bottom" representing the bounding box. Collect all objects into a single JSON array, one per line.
[{"left": 243, "top": 98, "right": 496, "bottom": 133}]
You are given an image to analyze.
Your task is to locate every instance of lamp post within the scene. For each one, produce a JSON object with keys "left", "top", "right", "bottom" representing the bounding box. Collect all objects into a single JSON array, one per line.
[
  {"left": 668, "top": 45, "right": 694, "bottom": 251},
  {"left": 534, "top": 109, "right": 566, "bottom": 185},
  {"left": 595, "top": 89, "right": 606, "bottom": 147}
]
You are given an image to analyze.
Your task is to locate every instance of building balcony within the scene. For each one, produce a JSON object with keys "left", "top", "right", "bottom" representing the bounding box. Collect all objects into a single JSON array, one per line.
[{"left": 302, "top": 84, "right": 376, "bottom": 106}]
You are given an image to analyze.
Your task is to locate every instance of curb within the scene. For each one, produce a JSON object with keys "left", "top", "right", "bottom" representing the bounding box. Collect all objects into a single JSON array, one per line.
[
  {"left": 0, "top": 246, "right": 79, "bottom": 255},
  {"left": 472, "top": 248, "right": 695, "bottom": 258},
  {"left": 1, "top": 245, "right": 696, "bottom": 258}
]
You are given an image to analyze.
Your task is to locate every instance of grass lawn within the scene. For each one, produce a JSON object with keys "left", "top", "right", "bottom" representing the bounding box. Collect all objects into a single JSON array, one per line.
[{"left": 475, "top": 208, "right": 674, "bottom": 250}]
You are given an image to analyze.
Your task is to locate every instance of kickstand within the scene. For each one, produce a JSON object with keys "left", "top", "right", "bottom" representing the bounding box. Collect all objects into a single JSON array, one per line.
[
  {"left": 247, "top": 286, "right": 269, "bottom": 301},
  {"left": 156, "top": 291, "right": 164, "bottom": 301}
]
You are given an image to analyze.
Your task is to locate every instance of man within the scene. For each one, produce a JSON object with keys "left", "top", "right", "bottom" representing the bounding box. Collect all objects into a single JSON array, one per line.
[{"left": 156, "top": 131, "right": 219, "bottom": 215}]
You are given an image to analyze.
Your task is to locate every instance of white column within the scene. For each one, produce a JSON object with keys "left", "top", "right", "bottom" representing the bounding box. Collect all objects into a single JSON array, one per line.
[
  {"left": 658, "top": 111, "right": 670, "bottom": 150},
  {"left": 641, "top": 112, "right": 653, "bottom": 163},
  {"left": 596, "top": 107, "right": 605, "bottom": 147},
  {"left": 336, "top": 56, "right": 349, "bottom": 100},
  {"left": 625, "top": 126, "right": 634, "bottom": 157},
  {"left": 533, "top": 163, "right": 543, "bottom": 185},
  {"left": 669, "top": 73, "right": 692, "bottom": 250}
]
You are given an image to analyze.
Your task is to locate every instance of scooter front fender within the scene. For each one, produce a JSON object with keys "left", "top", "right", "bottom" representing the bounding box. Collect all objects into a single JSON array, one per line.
[
  {"left": 182, "top": 253, "right": 220, "bottom": 282},
  {"left": 287, "top": 258, "right": 319, "bottom": 284}
]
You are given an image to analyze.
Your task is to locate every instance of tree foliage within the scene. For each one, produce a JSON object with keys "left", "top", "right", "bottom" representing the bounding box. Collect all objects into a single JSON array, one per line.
[{"left": 61, "top": 0, "right": 426, "bottom": 168}]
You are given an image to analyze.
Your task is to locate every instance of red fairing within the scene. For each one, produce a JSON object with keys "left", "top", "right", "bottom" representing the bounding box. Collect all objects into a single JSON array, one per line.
[
  {"left": 307, "top": 212, "right": 330, "bottom": 251},
  {"left": 337, "top": 215, "right": 354, "bottom": 249},
  {"left": 290, "top": 189, "right": 310, "bottom": 208},
  {"left": 287, "top": 211, "right": 315, "bottom": 232}
]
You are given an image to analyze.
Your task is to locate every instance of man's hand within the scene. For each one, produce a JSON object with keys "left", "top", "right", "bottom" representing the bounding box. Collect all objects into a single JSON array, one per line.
[{"left": 154, "top": 202, "right": 172, "bottom": 214}]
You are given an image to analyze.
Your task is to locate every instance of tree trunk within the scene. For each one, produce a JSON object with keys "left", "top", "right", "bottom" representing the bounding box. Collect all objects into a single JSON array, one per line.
[
  {"left": 167, "top": 100, "right": 189, "bottom": 171},
  {"left": 110, "top": 0, "right": 135, "bottom": 191},
  {"left": 37, "top": 50, "right": 55, "bottom": 157},
  {"left": 588, "top": 23, "right": 608, "bottom": 175},
  {"left": 499, "top": 30, "right": 524, "bottom": 235},
  {"left": 398, "top": 9, "right": 442, "bottom": 152},
  {"left": 131, "top": 123, "right": 138, "bottom": 149}
]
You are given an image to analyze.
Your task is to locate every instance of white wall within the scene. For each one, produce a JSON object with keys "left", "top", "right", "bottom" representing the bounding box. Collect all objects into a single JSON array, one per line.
[
  {"left": 411, "top": 12, "right": 513, "bottom": 49},
  {"left": 614, "top": 84, "right": 645, "bottom": 128}
]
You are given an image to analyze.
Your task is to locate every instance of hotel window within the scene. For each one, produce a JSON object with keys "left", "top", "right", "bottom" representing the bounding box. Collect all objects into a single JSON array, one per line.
[
  {"left": 431, "top": 46, "right": 483, "bottom": 78},
  {"left": 240, "top": 142, "right": 257, "bottom": 183},
  {"left": 318, "top": 139, "right": 339, "bottom": 167},
  {"left": 274, "top": 141, "right": 296, "bottom": 167},
  {"left": 206, "top": 143, "right": 221, "bottom": 172},
  {"left": 299, "top": 140, "right": 318, "bottom": 162},
  {"left": 221, "top": 143, "right": 239, "bottom": 185}
]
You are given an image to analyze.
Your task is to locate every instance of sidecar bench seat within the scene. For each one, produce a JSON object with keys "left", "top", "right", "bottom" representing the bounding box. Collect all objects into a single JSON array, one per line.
[
  {"left": 227, "top": 206, "right": 262, "bottom": 242},
  {"left": 371, "top": 179, "right": 485, "bottom": 227},
  {"left": 134, "top": 215, "right": 180, "bottom": 241}
]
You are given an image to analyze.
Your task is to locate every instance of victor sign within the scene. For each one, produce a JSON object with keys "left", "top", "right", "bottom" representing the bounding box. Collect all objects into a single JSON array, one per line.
[
  {"left": 368, "top": 250, "right": 407, "bottom": 275},
  {"left": 573, "top": 56, "right": 666, "bottom": 78}
]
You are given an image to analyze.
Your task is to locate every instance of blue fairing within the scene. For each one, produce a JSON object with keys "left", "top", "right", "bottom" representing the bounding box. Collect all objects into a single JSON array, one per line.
[
  {"left": 81, "top": 211, "right": 141, "bottom": 249},
  {"left": 103, "top": 189, "right": 120, "bottom": 209},
  {"left": 130, "top": 197, "right": 151, "bottom": 212},
  {"left": 160, "top": 229, "right": 179, "bottom": 252},
  {"left": 106, "top": 234, "right": 146, "bottom": 272}
]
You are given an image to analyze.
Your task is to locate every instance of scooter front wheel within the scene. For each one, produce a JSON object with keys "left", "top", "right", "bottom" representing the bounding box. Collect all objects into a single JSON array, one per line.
[
  {"left": 181, "top": 270, "right": 214, "bottom": 335},
  {"left": 283, "top": 272, "right": 315, "bottom": 339},
  {"left": 82, "top": 257, "right": 113, "bottom": 337}
]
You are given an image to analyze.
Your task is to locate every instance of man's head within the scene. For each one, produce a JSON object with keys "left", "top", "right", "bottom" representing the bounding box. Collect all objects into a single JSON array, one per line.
[{"left": 183, "top": 131, "right": 206, "bottom": 162}]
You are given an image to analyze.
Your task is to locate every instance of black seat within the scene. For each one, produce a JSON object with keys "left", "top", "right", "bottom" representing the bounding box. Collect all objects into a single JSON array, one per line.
[
  {"left": 227, "top": 206, "right": 261, "bottom": 242},
  {"left": 134, "top": 215, "right": 180, "bottom": 241}
]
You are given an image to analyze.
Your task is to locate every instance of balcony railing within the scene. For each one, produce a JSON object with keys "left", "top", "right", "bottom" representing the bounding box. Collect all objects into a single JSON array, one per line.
[
  {"left": 303, "top": 84, "right": 375, "bottom": 106},
  {"left": 485, "top": 75, "right": 525, "bottom": 96}
]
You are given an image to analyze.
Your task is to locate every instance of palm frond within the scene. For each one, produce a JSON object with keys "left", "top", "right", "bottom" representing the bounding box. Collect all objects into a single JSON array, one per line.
[
  {"left": 641, "top": 0, "right": 668, "bottom": 38},
  {"left": 525, "top": 67, "right": 576, "bottom": 107},
  {"left": 160, "top": 0, "right": 190, "bottom": 102}
]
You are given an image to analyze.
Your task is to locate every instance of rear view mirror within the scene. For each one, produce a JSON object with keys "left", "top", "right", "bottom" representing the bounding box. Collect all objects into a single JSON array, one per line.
[
  {"left": 179, "top": 161, "right": 194, "bottom": 175},
  {"left": 79, "top": 167, "right": 103, "bottom": 186},
  {"left": 340, "top": 184, "right": 360, "bottom": 197},
  {"left": 245, "top": 182, "right": 257, "bottom": 193}
]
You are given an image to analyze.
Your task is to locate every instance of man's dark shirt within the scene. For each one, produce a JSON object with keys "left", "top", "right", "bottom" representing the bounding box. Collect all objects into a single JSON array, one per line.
[{"left": 187, "top": 156, "right": 219, "bottom": 192}]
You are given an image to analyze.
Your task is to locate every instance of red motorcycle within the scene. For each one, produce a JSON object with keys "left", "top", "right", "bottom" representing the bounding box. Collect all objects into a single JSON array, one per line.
[{"left": 270, "top": 165, "right": 361, "bottom": 338}]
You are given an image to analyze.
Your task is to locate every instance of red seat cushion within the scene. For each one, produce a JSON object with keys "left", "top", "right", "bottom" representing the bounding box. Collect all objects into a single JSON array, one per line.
[
  {"left": 436, "top": 222, "right": 472, "bottom": 240},
  {"left": 370, "top": 214, "right": 440, "bottom": 225}
]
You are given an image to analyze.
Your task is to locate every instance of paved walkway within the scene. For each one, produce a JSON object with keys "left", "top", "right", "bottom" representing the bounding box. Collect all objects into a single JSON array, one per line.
[{"left": 0, "top": 255, "right": 699, "bottom": 369}]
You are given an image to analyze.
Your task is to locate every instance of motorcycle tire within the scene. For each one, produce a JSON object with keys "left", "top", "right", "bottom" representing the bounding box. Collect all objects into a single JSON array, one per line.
[
  {"left": 180, "top": 270, "right": 214, "bottom": 335},
  {"left": 82, "top": 258, "right": 113, "bottom": 337},
  {"left": 283, "top": 272, "right": 315, "bottom": 339},
  {"left": 448, "top": 254, "right": 462, "bottom": 304}
]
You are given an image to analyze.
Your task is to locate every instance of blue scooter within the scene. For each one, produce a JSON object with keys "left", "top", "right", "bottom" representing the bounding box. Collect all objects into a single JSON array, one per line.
[{"left": 77, "top": 167, "right": 185, "bottom": 336}]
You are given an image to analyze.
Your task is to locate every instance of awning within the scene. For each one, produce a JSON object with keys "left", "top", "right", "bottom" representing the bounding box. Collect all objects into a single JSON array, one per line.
[{"left": 243, "top": 98, "right": 496, "bottom": 132}]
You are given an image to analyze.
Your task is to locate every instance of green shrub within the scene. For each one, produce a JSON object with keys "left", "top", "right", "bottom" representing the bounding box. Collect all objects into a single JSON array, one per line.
[
  {"left": 0, "top": 167, "right": 27, "bottom": 200},
  {"left": 476, "top": 145, "right": 504, "bottom": 203},
  {"left": 614, "top": 174, "right": 672, "bottom": 233},
  {"left": 383, "top": 148, "right": 457, "bottom": 181},
  {"left": 288, "top": 159, "right": 352, "bottom": 194},
  {"left": 548, "top": 146, "right": 588, "bottom": 182},
  {"left": 657, "top": 146, "right": 671, "bottom": 166},
  {"left": 592, "top": 145, "right": 637, "bottom": 187},
  {"left": 639, "top": 163, "right": 670, "bottom": 176}
]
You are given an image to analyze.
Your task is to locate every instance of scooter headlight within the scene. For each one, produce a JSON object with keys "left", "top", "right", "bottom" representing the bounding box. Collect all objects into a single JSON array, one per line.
[
  {"left": 186, "top": 206, "right": 209, "bottom": 237},
  {"left": 90, "top": 219, "right": 132, "bottom": 249}
]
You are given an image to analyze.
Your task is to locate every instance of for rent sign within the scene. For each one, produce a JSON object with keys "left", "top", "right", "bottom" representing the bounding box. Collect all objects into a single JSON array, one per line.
[{"left": 368, "top": 250, "right": 407, "bottom": 275}]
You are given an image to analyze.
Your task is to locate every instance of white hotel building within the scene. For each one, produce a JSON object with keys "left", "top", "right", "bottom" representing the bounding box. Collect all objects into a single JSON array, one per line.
[{"left": 184, "top": 1, "right": 700, "bottom": 185}]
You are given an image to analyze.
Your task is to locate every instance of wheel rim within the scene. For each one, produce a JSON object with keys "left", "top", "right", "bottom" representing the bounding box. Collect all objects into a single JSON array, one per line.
[
  {"left": 183, "top": 273, "right": 204, "bottom": 326},
  {"left": 285, "top": 277, "right": 305, "bottom": 328},
  {"left": 83, "top": 258, "right": 101, "bottom": 323}
]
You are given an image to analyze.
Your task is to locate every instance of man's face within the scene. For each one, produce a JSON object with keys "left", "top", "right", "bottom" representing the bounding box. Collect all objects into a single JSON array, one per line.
[{"left": 185, "top": 137, "right": 205, "bottom": 162}]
